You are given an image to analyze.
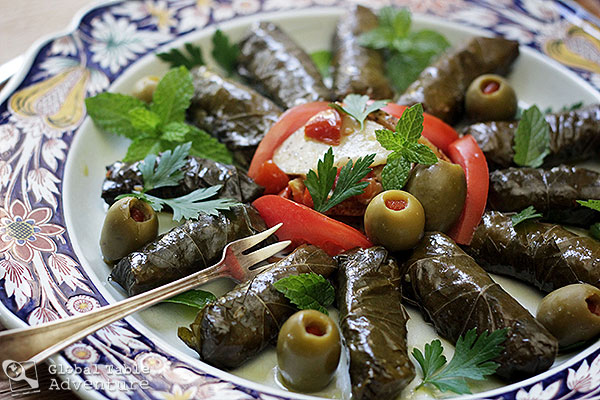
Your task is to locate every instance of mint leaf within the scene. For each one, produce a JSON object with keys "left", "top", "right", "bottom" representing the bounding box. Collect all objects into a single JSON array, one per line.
[
  {"left": 511, "top": 206, "right": 542, "bottom": 227},
  {"left": 273, "top": 272, "right": 335, "bottom": 315},
  {"left": 577, "top": 199, "right": 600, "bottom": 212},
  {"left": 161, "top": 121, "right": 190, "bottom": 142},
  {"left": 186, "top": 125, "right": 233, "bottom": 164},
  {"left": 157, "top": 42, "right": 205, "bottom": 70},
  {"left": 381, "top": 156, "right": 411, "bottom": 190},
  {"left": 211, "top": 29, "right": 239, "bottom": 76},
  {"left": 163, "top": 289, "right": 216, "bottom": 309},
  {"left": 359, "top": 8, "right": 449, "bottom": 93},
  {"left": 128, "top": 107, "right": 161, "bottom": 134},
  {"left": 304, "top": 148, "right": 375, "bottom": 213},
  {"left": 403, "top": 142, "right": 438, "bottom": 165},
  {"left": 123, "top": 137, "right": 162, "bottom": 162},
  {"left": 415, "top": 329, "right": 507, "bottom": 395},
  {"left": 513, "top": 105, "right": 551, "bottom": 168},
  {"left": 330, "top": 94, "right": 388, "bottom": 131},
  {"left": 86, "top": 93, "right": 146, "bottom": 139},
  {"left": 395, "top": 103, "right": 424, "bottom": 142},
  {"left": 310, "top": 50, "right": 332, "bottom": 79},
  {"left": 151, "top": 66, "right": 194, "bottom": 123},
  {"left": 139, "top": 142, "right": 191, "bottom": 191},
  {"left": 375, "top": 103, "right": 437, "bottom": 190}
]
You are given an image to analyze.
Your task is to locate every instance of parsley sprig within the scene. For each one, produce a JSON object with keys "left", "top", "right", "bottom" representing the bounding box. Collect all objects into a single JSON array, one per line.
[
  {"left": 117, "top": 143, "right": 239, "bottom": 221},
  {"left": 157, "top": 43, "right": 205, "bottom": 70},
  {"left": 158, "top": 30, "right": 240, "bottom": 76},
  {"left": 359, "top": 7, "right": 449, "bottom": 93},
  {"left": 577, "top": 199, "right": 600, "bottom": 212},
  {"left": 273, "top": 273, "right": 335, "bottom": 315},
  {"left": 86, "top": 67, "right": 232, "bottom": 163},
  {"left": 304, "top": 148, "right": 375, "bottom": 213},
  {"left": 513, "top": 105, "right": 551, "bottom": 168},
  {"left": 511, "top": 206, "right": 543, "bottom": 227},
  {"left": 375, "top": 103, "right": 438, "bottom": 190},
  {"left": 330, "top": 94, "right": 388, "bottom": 131},
  {"left": 413, "top": 328, "right": 507, "bottom": 394}
]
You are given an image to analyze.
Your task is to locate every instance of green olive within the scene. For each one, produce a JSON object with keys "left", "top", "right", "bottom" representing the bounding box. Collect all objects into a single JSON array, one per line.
[
  {"left": 132, "top": 75, "right": 160, "bottom": 103},
  {"left": 277, "top": 310, "right": 341, "bottom": 392},
  {"left": 537, "top": 283, "right": 600, "bottom": 347},
  {"left": 405, "top": 160, "right": 467, "bottom": 232},
  {"left": 364, "top": 190, "right": 425, "bottom": 251},
  {"left": 100, "top": 197, "right": 158, "bottom": 263},
  {"left": 465, "top": 74, "right": 517, "bottom": 121}
]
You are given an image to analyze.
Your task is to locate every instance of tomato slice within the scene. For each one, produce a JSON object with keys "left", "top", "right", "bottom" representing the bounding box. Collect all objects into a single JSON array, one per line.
[
  {"left": 252, "top": 195, "right": 372, "bottom": 256},
  {"left": 446, "top": 135, "right": 489, "bottom": 245},
  {"left": 248, "top": 102, "right": 331, "bottom": 179},
  {"left": 382, "top": 104, "right": 459, "bottom": 153}
]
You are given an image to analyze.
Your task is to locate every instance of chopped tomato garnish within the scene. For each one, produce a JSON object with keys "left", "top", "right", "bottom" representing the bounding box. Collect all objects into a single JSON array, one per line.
[
  {"left": 253, "top": 160, "right": 289, "bottom": 195},
  {"left": 304, "top": 109, "right": 342, "bottom": 145}
]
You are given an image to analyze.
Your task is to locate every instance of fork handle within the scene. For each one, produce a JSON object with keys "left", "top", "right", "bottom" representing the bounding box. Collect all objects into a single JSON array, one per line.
[{"left": 0, "top": 260, "right": 228, "bottom": 375}]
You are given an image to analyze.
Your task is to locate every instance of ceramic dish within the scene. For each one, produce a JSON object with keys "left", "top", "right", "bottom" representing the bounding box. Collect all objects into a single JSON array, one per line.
[{"left": 2, "top": 1, "right": 600, "bottom": 399}]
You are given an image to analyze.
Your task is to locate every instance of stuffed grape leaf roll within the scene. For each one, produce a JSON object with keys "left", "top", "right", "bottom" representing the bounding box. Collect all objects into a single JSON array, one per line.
[
  {"left": 336, "top": 247, "right": 415, "bottom": 400},
  {"left": 331, "top": 6, "right": 394, "bottom": 101},
  {"left": 397, "top": 37, "right": 519, "bottom": 124},
  {"left": 465, "top": 104, "right": 600, "bottom": 169},
  {"left": 178, "top": 245, "right": 337, "bottom": 370},
  {"left": 488, "top": 165, "right": 600, "bottom": 226},
  {"left": 402, "top": 232, "right": 557, "bottom": 381},
  {"left": 101, "top": 156, "right": 263, "bottom": 207},
  {"left": 111, "top": 204, "right": 268, "bottom": 296},
  {"left": 466, "top": 211, "right": 600, "bottom": 293},
  {"left": 187, "top": 66, "right": 282, "bottom": 168},
  {"left": 237, "top": 22, "right": 330, "bottom": 109}
]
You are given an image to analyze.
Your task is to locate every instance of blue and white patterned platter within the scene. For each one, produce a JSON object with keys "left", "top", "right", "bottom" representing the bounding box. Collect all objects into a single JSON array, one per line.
[{"left": 2, "top": 1, "right": 600, "bottom": 399}]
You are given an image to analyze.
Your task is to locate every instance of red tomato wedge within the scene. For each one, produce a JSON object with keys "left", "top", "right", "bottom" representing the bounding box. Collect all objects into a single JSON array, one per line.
[
  {"left": 381, "top": 104, "right": 459, "bottom": 153},
  {"left": 248, "top": 102, "right": 331, "bottom": 179},
  {"left": 252, "top": 195, "right": 372, "bottom": 256},
  {"left": 446, "top": 135, "right": 489, "bottom": 245}
]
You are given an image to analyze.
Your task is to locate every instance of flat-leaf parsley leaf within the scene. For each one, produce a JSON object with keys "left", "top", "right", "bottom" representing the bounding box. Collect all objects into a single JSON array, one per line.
[
  {"left": 211, "top": 29, "right": 240, "bottom": 76},
  {"left": 157, "top": 42, "right": 205, "bottom": 70},
  {"left": 330, "top": 94, "right": 388, "bottom": 131},
  {"left": 413, "top": 328, "right": 507, "bottom": 394},
  {"left": 274, "top": 273, "right": 335, "bottom": 315},
  {"left": 511, "top": 206, "right": 543, "bottom": 227},
  {"left": 304, "top": 147, "right": 375, "bottom": 213}
]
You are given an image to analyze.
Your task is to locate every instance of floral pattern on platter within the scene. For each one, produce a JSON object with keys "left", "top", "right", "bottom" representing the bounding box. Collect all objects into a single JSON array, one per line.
[{"left": 0, "top": 0, "right": 599, "bottom": 399}]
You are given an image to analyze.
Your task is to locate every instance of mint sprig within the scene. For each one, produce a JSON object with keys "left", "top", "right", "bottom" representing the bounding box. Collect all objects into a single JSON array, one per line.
[
  {"left": 304, "top": 147, "right": 375, "bottom": 213},
  {"left": 375, "top": 103, "right": 438, "bottom": 190},
  {"left": 273, "top": 273, "right": 335, "bottom": 315},
  {"left": 330, "top": 94, "right": 388, "bottom": 131},
  {"left": 511, "top": 206, "right": 543, "bottom": 227},
  {"left": 85, "top": 66, "right": 232, "bottom": 164},
  {"left": 413, "top": 328, "right": 507, "bottom": 394},
  {"left": 359, "top": 7, "right": 449, "bottom": 93},
  {"left": 513, "top": 105, "right": 551, "bottom": 168}
]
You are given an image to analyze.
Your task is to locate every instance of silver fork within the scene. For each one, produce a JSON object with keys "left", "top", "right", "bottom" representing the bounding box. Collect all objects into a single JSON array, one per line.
[{"left": 0, "top": 223, "right": 289, "bottom": 374}]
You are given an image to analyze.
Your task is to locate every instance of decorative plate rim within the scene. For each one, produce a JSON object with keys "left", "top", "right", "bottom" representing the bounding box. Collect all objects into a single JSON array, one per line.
[{"left": 2, "top": 1, "right": 600, "bottom": 400}]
